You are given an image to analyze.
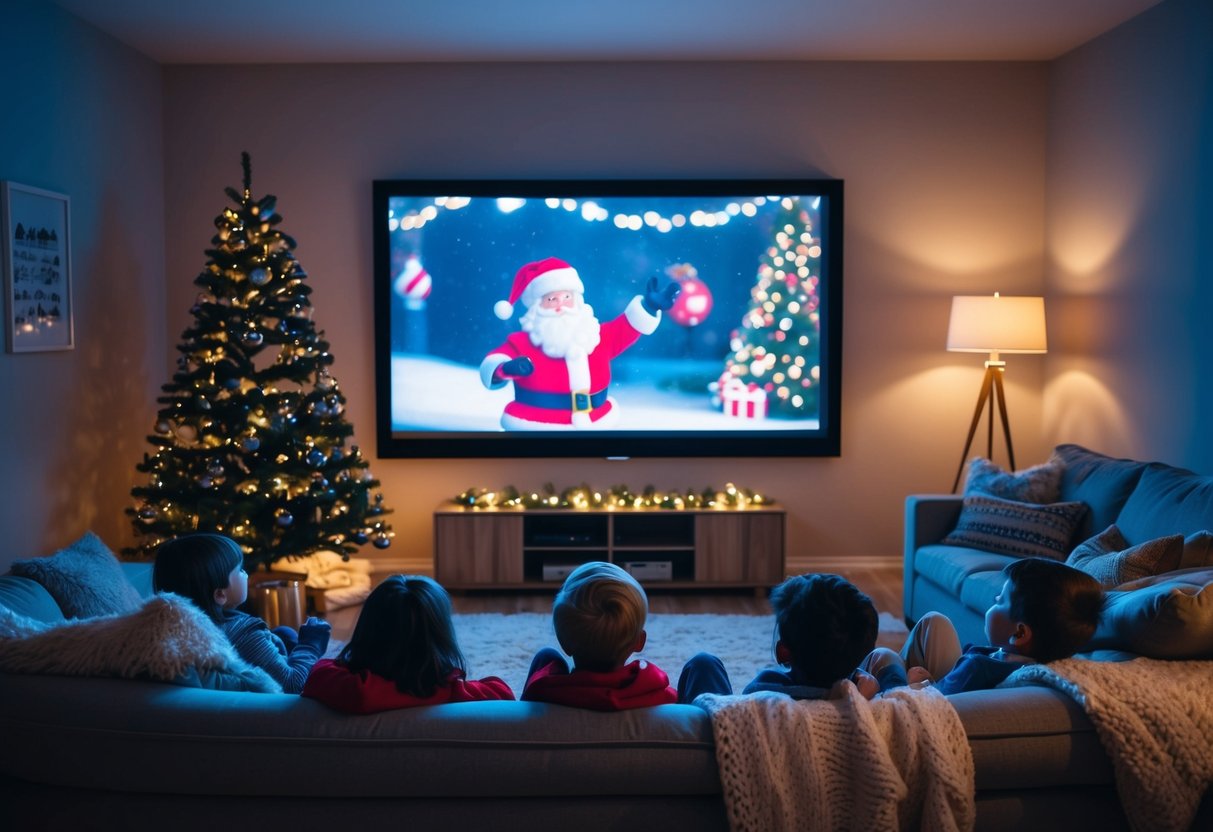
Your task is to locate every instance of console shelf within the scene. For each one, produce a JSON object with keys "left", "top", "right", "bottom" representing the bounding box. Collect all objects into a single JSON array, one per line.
[{"left": 434, "top": 504, "right": 785, "bottom": 590}]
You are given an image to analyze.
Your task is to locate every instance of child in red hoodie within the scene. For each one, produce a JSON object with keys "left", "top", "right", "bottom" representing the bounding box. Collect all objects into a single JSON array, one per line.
[
  {"left": 302, "top": 575, "right": 514, "bottom": 713},
  {"left": 522, "top": 561, "right": 677, "bottom": 710}
]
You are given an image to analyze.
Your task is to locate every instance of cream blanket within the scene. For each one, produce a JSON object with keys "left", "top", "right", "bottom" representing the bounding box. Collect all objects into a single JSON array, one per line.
[
  {"left": 270, "top": 550, "right": 372, "bottom": 609},
  {"left": 697, "top": 683, "right": 975, "bottom": 832},
  {"left": 0, "top": 593, "right": 280, "bottom": 692},
  {"left": 1003, "top": 657, "right": 1213, "bottom": 832}
]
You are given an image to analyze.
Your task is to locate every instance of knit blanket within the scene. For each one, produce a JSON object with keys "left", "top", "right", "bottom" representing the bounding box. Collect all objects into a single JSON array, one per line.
[
  {"left": 697, "top": 682, "right": 975, "bottom": 832},
  {"left": 0, "top": 592, "right": 281, "bottom": 693},
  {"left": 1003, "top": 657, "right": 1213, "bottom": 832}
]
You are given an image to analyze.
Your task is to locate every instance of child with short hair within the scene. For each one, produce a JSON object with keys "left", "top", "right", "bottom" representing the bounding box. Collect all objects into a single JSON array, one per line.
[
  {"left": 740, "top": 572, "right": 894, "bottom": 700},
  {"left": 522, "top": 561, "right": 677, "bottom": 710},
  {"left": 868, "top": 557, "right": 1104, "bottom": 694},
  {"left": 302, "top": 575, "right": 514, "bottom": 713},
  {"left": 153, "top": 532, "right": 330, "bottom": 694}
]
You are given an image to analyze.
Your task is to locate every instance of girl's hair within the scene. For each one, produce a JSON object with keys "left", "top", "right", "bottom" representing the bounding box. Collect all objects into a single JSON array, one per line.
[
  {"left": 337, "top": 575, "right": 466, "bottom": 698},
  {"left": 552, "top": 561, "right": 648, "bottom": 669},
  {"left": 152, "top": 533, "right": 244, "bottom": 623}
]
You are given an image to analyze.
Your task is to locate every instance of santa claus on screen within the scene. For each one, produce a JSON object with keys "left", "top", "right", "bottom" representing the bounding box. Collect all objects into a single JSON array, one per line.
[{"left": 479, "top": 257, "right": 680, "bottom": 430}]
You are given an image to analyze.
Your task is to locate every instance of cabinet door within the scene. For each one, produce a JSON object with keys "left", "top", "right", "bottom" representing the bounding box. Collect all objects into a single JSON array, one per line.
[
  {"left": 695, "top": 513, "right": 785, "bottom": 584},
  {"left": 434, "top": 515, "right": 524, "bottom": 586}
]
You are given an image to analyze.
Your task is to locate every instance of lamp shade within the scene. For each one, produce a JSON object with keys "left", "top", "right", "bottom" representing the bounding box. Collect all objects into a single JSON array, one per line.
[{"left": 946, "top": 294, "right": 1047, "bottom": 354}]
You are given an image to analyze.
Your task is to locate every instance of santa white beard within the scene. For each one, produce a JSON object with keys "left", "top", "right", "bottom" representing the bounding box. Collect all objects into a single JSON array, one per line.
[{"left": 519, "top": 300, "right": 602, "bottom": 359}]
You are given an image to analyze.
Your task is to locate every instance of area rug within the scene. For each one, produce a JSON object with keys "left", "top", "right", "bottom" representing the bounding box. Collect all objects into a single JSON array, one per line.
[{"left": 389, "top": 611, "right": 909, "bottom": 695}]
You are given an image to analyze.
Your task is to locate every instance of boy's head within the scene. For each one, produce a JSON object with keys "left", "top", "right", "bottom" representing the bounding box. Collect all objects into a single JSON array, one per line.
[
  {"left": 985, "top": 557, "right": 1103, "bottom": 662},
  {"left": 552, "top": 562, "right": 648, "bottom": 670},
  {"left": 770, "top": 573, "right": 878, "bottom": 688}
]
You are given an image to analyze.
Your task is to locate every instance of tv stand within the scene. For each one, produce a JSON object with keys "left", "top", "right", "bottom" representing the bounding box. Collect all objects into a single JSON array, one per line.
[{"left": 433, "top": 504, "right": 785, "bottom": 590}]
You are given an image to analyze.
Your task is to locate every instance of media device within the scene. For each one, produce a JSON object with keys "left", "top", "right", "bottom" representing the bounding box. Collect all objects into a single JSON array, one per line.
[{"left": 372, "top": 178, "right": 843, "bottom": 458}]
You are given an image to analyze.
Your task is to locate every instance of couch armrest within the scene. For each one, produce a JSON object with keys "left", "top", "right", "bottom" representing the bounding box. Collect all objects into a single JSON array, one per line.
[{"left": 903, "top": 495, "right": 963, "bottom": 624}]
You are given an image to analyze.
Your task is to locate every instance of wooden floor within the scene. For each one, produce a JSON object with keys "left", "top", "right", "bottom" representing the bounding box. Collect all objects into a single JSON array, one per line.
[{"left": 324, "top": 564, "right": 902, "bottom": 641}]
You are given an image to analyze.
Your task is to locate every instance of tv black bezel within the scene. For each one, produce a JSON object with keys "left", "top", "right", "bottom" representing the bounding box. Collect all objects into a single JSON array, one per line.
[{"left": 372, "top": 177, "right": 843, "bottom": 459}]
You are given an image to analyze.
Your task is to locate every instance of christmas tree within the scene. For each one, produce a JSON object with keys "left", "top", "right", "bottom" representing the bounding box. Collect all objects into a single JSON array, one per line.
[
  {"left": 125, "top": 153, "right": 393, "bottom": 570},
  {"left": 720, "top": 197, "right": 823, "bottom": 419}
]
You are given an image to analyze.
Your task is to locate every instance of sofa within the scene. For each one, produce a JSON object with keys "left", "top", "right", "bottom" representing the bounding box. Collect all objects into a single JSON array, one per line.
[{"left": 1, "top": 443, "right": 1210, "bottom": 832}]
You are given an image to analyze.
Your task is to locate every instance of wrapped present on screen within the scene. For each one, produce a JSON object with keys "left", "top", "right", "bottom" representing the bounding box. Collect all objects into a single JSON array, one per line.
[{"left": 721, "top": 378, "right": 768, "bottom": 420}]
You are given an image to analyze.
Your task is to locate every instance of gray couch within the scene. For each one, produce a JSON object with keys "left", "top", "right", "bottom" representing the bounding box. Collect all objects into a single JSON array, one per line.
[{"left": 3, "top": 443, "right": 1211, "bottom": 832}]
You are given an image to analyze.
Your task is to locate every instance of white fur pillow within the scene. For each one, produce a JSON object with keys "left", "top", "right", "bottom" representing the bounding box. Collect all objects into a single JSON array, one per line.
[{"left": 0, "top": 592, "right": 281, "bottom": 692}]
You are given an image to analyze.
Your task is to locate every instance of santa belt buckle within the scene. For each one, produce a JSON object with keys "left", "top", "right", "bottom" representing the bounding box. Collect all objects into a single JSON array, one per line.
[{"left": 572, "top": 390, "right": 592, "bottom": 413}]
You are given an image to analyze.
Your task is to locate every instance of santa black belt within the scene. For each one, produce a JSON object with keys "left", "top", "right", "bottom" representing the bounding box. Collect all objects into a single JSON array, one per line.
[{"left": 514, "top": 387, "right": 609, "bottom": 413}]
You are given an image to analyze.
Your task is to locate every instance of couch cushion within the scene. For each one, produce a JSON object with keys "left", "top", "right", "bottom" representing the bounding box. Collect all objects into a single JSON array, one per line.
[
  {"left": 914, "top": 545, "right": 1018, "bottom": 597},
  {"left": 958, "top": 570, "right": 1009, "bottom": 619},
  {"left": 963, "top": 456, "right": 1063, "bottom": 504},
  {"left": 9, "top": 532, "right": 142, "bottom": 619},
  {"left": 0, "top": 575, "right": 65, "bottom": 624},
  {"left": 1065, "top": 525, "right": 1183, "bottom": 589},
  {"left": 1117, "top": 463, "right": 1213, "bottom": 545},
  {"left": 1086, "top": 567, "right": 1213, "bottom": 658},
  {"left": 1053, "top": 444, "right": 1148, "bottom": 542},
  {"left": 942, "top": 494, "right": 1088, "bottom": 561}
]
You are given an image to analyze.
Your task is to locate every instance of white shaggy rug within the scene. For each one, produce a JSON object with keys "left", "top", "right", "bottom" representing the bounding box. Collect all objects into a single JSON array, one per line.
[{"left": 440, "top": 611, "right": 908, "bottom": 695}]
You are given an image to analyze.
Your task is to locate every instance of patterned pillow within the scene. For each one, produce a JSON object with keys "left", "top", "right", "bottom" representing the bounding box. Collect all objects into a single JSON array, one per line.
[
  {"left": 1180, "top": 530, "right": 1213, "bottom": 569},
  {"left": 942, "top": 494, "right": 1088, "bottom": 560},
  {"left": 9, "top": 532, "right": 142, "bottom": 619},
  {"left": 1066, "top": 525, "right": 1183, "bottom": 589},
  {"left": 964, "top": 456, "right": 1064, "bottom": 504}
]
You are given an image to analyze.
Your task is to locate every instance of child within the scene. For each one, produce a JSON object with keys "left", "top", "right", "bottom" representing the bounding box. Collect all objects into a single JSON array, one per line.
[
  {"left": 302, "top": 575, "right": 514, "bottom": 713},
  {"left": 738, "top": 572, "right": 894, "bottom": 700},
  {"left": 522, "top": 561, "right": 677, "bottom": 710},
  {"left": 153, "top": 532, "right": 330, "bottom": 694},
  {"left": 868, "top": 557, "right": 1104, "bottom": 695}
]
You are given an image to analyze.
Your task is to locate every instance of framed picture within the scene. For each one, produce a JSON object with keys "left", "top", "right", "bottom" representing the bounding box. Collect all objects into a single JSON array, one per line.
[{"left": 2, "top": 181, "right": 73, "bottom": 352}]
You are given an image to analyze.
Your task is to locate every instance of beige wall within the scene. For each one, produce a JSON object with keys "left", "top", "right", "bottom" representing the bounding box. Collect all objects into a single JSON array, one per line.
[
  {"left": 161, "top": 61, "right": 1049, "bottom": 571},
  {"left": 1044, "top": 0, "right": 1213, "bottom": 470},
  {"left": 0, "top": 1, "right": 164, "bottom": 569}
]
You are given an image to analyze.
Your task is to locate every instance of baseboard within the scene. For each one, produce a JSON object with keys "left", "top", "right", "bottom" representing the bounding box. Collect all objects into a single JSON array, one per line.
[{"left": 786, "top": 555, "right": 902, "bottom": 573}]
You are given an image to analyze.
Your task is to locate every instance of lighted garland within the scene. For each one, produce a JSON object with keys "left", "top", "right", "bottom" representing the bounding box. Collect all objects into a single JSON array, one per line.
[{"left": 452, "top": 483, "right": 770, "bottom": 511}]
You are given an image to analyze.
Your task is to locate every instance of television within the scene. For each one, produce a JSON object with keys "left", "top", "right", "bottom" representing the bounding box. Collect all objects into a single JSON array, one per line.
[{"left": 372, "top": 178, "right": 843, "bottom": 458}]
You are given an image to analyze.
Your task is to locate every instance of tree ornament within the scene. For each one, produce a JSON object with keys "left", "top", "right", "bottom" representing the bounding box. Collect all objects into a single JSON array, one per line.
[
  {"left": 275, "top": 509, "right": 294, "bottom": 527},
  {"left": 242, "top": 329, "right": 263, "bottom": 347},
  {"left": 306, "top": 449, "right": 326, "bottom": 467},
  {"left": 250, "top": 267, "right": 270, "bottom": 286}
]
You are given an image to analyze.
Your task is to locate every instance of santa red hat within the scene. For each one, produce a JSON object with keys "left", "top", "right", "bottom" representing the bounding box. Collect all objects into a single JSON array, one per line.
[{"left": 494, "top": 257, "right": 584, "bottom": 320}]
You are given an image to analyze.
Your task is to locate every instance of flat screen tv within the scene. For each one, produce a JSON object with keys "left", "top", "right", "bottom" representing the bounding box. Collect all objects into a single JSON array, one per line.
[{"left": 372, "top": 178, "right": 842, "bottom": 458}]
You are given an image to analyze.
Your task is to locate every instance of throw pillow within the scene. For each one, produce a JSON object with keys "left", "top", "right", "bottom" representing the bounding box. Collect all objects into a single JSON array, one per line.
[
  {"left": 0, "top": 592, "right": 281, "bottom": 693},
  {"left": 1086, "top": 567, "right": 1213, "bottom": 658},
  {"left": 1180, "top": 530, "right": 1213, "bottom": 569},
  {"left": 9, "top": 532, "right": 142, "bottom": 619},
  {"left": 964, "top": 456, "right": 1063, "bottom": 504},
  {"left": 941, "top": 494, "right": 1088, "bottom": 561},
  {"left": 1065, "top": 525, "right": 1183, "bottom": 589}
]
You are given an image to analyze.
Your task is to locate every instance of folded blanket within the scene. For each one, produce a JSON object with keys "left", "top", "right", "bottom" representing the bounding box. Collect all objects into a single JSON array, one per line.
[
  {"left": 1003, "top": 657, "right": 1213, "bottom": 832},
  {"left": 0, "top": 593, "right": 281, "bottom": 693},
  {"left": 697, "top": 682, "right": 974, "bottom": 832}
]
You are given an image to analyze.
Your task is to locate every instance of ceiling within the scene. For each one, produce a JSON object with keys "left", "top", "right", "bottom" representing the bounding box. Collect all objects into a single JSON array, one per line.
[{"left": 49, "top": 0, "right": 1163, "bottom": 64}]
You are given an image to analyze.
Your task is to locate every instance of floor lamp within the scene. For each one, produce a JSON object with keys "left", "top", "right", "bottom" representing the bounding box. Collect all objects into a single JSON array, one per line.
[{"left": 947, "top": 294, "right": 1047, "bottom": 493}]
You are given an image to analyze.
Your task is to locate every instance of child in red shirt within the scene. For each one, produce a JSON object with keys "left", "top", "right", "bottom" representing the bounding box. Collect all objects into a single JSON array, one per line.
[
  {"left": 522, "top": 561, "right": 677, "bottom": 710},
  {"left": 303, "top": 575, "right": 514, "bottom": 713}
]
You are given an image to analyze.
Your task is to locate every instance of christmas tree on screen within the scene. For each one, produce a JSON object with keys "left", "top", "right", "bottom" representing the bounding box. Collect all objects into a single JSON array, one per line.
[
  {"left": 720, "top": 197, "right": 823, "bottom": 418},
  {"left": 125, "top": 153, "right": 393, "bottom": 570}
]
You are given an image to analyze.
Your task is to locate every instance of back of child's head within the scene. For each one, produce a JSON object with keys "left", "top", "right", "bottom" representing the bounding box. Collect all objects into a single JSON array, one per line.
[
  {"left": 1003, "top": 557, "right": 1103, "bottom": 662},
  {"left": 153, "top": 533, "right": 243, "bottom": 623},
  {"left": 338, "top": 574, "right": 465, "bottom": 697},
  {"left": 552, "top": 561, "right": 648, "bottom": 669},
  {"left": 770, "top": 573, "right": 878, "bottom": 688}
]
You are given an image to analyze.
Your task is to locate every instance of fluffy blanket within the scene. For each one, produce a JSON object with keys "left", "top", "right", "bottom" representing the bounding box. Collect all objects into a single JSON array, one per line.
[
  {"left": 270, "top": 550, "right": 372, "bottom": 609},
  {"left": 0, "top": 593, "right": 281, "bottom": 693},
  {"left": 1003, "top": 657, "right": 1213, "bottom": 832},
  {"left": 697, "top": 682, "right": 975, "bottom": 832}
]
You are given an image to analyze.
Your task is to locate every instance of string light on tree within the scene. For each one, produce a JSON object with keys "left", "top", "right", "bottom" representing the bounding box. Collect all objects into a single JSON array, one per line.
[
  {"left": 125, "top": 153, "right": 394, "bottom": 570},
  {"left": 717, "top": 197, "right": 823, "bottom": 418}
]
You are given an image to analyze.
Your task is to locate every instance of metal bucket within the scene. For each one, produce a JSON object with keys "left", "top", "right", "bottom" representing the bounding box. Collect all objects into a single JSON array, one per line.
[{"left": 251, "top": 579, "right": 305, "bottom": 630}]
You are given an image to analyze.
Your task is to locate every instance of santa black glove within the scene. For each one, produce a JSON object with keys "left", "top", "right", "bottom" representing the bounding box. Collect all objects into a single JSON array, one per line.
[
  {"left": 641, "top": 276, "right": 681, "bottom": 314},
  {"left": 498, "top": 357, "right": 534, "bottom": 378}
]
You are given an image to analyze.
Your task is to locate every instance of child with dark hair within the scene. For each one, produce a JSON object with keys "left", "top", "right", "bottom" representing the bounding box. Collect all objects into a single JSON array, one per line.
[
  {"left": 153, "top": 532, "right": 330, "bottom": 693},
  {"left": 303, "top": 575, "right": 513, "bottom": 713},
  {"left": 522, "top": 561, "right": 678, "bottom": 710},
  {"left": 868, "top": 557, "right": 1104, "bottom": 695},
  {"left": 739, "top": 572, "right": 896, "bottom": 699}
]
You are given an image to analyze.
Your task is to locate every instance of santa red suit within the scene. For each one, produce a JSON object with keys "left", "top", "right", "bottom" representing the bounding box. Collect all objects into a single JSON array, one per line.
[{"left": 480, "top": 257, "right": 662, "bottom": 430}]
